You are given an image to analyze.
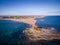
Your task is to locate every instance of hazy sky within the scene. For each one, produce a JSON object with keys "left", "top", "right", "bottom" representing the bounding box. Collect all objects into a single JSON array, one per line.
[{"left": 0, "top": 0, "right": 60, "bottom": 16}]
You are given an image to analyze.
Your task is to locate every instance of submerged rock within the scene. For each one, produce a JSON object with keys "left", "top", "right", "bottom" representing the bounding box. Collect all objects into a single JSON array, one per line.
[{"left": 23, "top": 27, "right": 60, "bottom": 41}]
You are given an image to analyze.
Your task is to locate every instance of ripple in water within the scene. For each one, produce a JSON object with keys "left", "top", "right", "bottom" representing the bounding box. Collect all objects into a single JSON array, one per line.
[
  {"left": 0, "top": 20, "right": 31, "bottom": 45},
  {"left": 35, "top": 16, "right": 60, "bottom": 31}
]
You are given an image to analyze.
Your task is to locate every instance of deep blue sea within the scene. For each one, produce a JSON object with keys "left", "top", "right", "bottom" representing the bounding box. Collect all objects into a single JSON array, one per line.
[
  {"left": 0, "top": 16, "right": 60, "bottom": 45},
  {"left": 35, "top": 16, "right": 60, "bottom": 31}
]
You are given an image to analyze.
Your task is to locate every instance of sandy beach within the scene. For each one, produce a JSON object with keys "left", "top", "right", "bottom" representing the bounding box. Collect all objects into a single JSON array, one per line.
[{"left": 4, "top": 18, "right": 36, "bottom": 27}]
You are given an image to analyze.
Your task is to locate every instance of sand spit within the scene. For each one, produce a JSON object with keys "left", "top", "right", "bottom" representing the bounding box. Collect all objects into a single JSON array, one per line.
[
  {"left": 4, "top": 18, "right": 36, "bottom": 27},
  {"left": 0, "top": 16, "right": 45, "bottom": 27},
  {"left": 0, "top": 16, "right": 60, "bottom": 42}
]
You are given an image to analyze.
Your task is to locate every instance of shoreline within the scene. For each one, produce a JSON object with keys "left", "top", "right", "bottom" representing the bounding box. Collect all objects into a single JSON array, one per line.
[
  {"left": 2, "top": 18, "right": 36, "bottom": 27},
  {"left": 0, "top": 17, "right": 60, "bottom": 42}
]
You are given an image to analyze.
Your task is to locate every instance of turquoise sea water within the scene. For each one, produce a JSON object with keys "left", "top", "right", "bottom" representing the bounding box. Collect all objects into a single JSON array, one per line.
[
  {"left": 0, "top": 20, "right": 31, "bottom": 45},
  {"left": 0, "top": 16, "right": 60, "bottom": 45}
]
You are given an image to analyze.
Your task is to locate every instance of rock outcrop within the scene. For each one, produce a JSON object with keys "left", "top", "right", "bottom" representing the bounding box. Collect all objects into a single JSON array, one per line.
[{"left": 23, "top": 27, "right": 60, "bottom": 41}]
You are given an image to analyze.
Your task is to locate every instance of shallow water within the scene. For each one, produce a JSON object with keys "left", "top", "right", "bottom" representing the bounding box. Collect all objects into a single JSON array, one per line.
[
  {"left": 0, "top": 20, "right": 31, "bottom": 45},
  {"left": 35, "top": 16, "right": 60, "bottom": 31},
  {"left": 0, "top": 16, "right": 60, "bottom": 45}
]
